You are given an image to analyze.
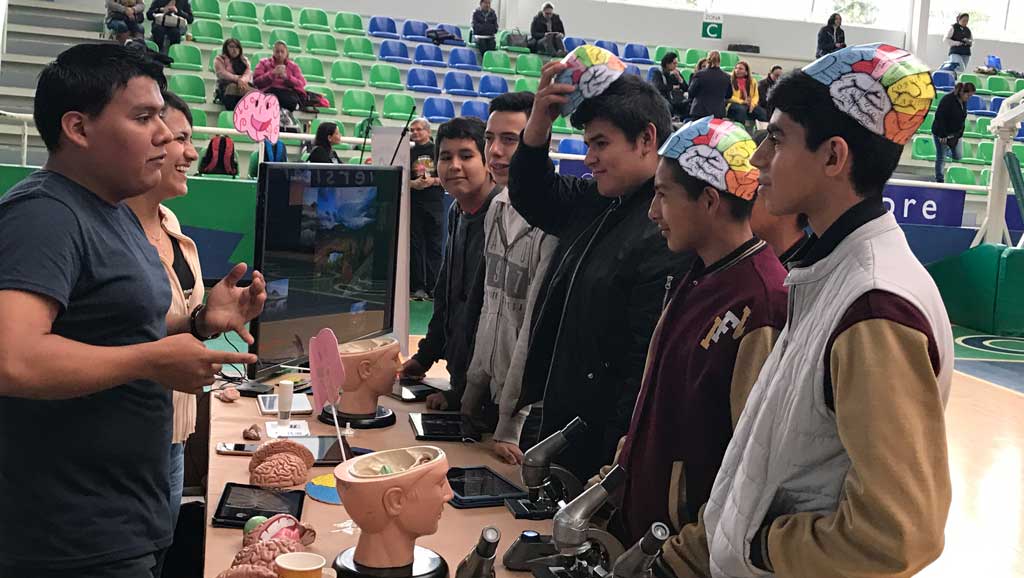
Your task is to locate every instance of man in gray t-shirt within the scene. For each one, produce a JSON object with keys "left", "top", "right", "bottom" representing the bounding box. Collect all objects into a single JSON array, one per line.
[{"left": 0, "top": 44, "right": 264, "bottom": 578}]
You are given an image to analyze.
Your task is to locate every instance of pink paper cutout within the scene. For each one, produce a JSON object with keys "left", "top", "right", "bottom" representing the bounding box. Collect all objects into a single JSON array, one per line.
[
  {"left": 233, "top": 91, "right": 281, "bottom": 144},
  {"left": 309, "top": 328, "right": 345, "bottom": 414}
]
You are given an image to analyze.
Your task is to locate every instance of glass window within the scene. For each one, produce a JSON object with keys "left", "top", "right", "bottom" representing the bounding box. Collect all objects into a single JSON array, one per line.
[
  {"left": 809, "top": 0, "right": 913, "bottom": 28},
  {"left": 929, "top": 0, "right": 1012, "bottom": 38}
]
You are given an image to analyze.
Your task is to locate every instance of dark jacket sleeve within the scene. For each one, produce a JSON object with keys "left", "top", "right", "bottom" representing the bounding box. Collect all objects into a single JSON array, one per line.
[
  {"left": 179, "top": 0, "right": 194, "bottom": 23},
  {"left": 508, "top": 136, "right": 602, "bottom": 236},
  {"left": 688, "top": 71, "right": 703, "bottom": 99},
  {"left": 146, "top": 0, "right": 164, "bottom": 19},
  {"left": 553, "top": 15, "right": 565, "bottom": 35},
  {"left": 931, "top": 95, "right": 964, "bottom": 139},
  {"left": 817, "top": 27, "right": 835, "bottom": 56},
  {"left": 651, "top": 69, "right": 670, "bottom": 99},
  {"left": 473, "top": 9, "right": 498, "bottom": 36},
  {"left": 308, "top": 146, "right": 331, "bottom": 163},
  {"left": 412, "top": 204, "right": 457, "bottom": 368},
  {"left": 530, "top": 15, "right": 546, "bottom": 39}
]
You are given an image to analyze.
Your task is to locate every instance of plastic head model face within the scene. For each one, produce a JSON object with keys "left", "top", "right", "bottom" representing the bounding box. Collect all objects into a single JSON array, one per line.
[
  {"left": 334, "top": 446, "right": 453, "bottom": 569},
  {"left": 234, "top": 91, "right": 281, "bottom": 144},
  {"left": 337, "top": 337, "right": 402, "bottom": 416}
]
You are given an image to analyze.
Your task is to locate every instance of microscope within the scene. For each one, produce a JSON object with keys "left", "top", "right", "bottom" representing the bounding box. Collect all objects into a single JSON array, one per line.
[
  {"left": 506, "top": 417, "right": 588, "bottom": 520},
  {"left": 456, "top": 527, "right": 501, "bottom": 578},
  {"left": 610, "top": 523, "right": 670, "bottom": 578}
]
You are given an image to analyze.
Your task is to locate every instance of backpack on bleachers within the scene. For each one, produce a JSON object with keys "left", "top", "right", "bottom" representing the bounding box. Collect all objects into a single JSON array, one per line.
[
  {"left": 199, "top": 135, "right": 238, "bottom": 177},
  {"left": 264, "top": 139, "right": 288, "bottom": 163}
]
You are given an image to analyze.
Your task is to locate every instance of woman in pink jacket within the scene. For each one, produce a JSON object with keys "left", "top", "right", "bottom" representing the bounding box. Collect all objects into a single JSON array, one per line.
[{"left": 253, "top": 41, "right": 306, "bottom": 124}]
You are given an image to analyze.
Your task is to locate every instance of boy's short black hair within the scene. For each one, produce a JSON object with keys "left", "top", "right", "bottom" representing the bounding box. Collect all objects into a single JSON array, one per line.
[
  {"left": 767, "top": 70, "right": 903, "bottom": 198},
  {"left": 665, "top": 159, "right": 753, "bottom": 221},
  {"left": 35, "top": 43, "right": 167, "bottom": 152},
  {"left": 570, "top": 74, "right": 673, "bottom": 146},
  {"left": 161, "top": 91, "right": 193, "bottom": 127},
  {"left": 489, "top": 91, "right": 534, "bottom": 117},
  {"left": 436, "top": 116, "right": 487, "bottom": 160},
  {"left": 770, "top": 65, "right": 783, "bottom": 73},
  {"left": 660, "top": 51, "right": 678, "bottom": 69}
]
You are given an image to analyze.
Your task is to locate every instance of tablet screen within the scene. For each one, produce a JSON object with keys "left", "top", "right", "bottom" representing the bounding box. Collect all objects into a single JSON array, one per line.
[
  {"left": 214, "top": 483, "right": 305, "bottom": 527},
  {"left": 447, "top": 467, "right": 523, "bottom": 498}
]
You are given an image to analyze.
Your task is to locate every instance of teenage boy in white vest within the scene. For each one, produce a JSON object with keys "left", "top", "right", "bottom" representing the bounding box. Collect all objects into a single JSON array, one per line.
[{"left": 656, "top": 44, "right": 954, "bottom": 578}]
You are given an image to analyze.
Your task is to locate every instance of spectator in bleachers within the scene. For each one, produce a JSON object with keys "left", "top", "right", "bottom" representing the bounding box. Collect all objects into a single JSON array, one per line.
[
  {"left": 688, "top": 50, "right": 731, "bottom": 119},
  {"left": 147, "top": 0, "right": 192, "bottom": 54},
  {"left": 758, "top": 65, "right": 782, "bottom": 118},
  {"left": 651, "top": 51, "right": 690, "bottom": 120},
  {"left": 726, "top": 61, "right": 768, "bottom": 127},
  {"left": 696, "top": 58, "right": 709, "bottom": 72},
  {"left": 816, "top": 12, "right": 845, "bottom": 57},
  {"left": 931, "top": 81, "right": 976, "bottom": 182},
  {"left": 944, "top": 13, "right": 973, "bottom": 74},
  {"left": 254, "top": 41, "right": 307, "bottom": 128},
  {"left": 308, "top": 122, "right": 342, "bottom": 164},
  {"left": 472, "top": 0, "right": 499, "bottom": 56},
  {"left": 408, "top": 118, "right": 445, "bottom": 301},
  {"left": 214, "top": 38, "right": 254, "bottom": 111},
  {"left": 530, "top": 2, "right": 566, "bottom": 56},
  {"left": 106, "top": 0, "right": 146, "bottom": 43}
]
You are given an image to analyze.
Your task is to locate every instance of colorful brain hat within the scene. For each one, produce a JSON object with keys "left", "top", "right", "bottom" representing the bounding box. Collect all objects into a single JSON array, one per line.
[
  {"left": 555, "top": 45, "right": 627, "bottom": 117},
  {"left": 657, "top": 117, "right": 760, "bottom": 201},
  {"left": 802, "top": 43, "right": 935, "bottom": 145}
]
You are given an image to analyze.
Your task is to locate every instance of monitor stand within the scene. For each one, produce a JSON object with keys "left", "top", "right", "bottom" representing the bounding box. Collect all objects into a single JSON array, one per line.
[{"left": 318, "top": 402, "right": 396, "bottom": 429}]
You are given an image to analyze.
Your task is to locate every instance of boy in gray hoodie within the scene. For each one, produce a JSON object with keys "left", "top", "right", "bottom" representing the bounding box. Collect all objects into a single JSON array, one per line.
[{"left": 462, "top": 92, "right": 558, "bottom": 465}]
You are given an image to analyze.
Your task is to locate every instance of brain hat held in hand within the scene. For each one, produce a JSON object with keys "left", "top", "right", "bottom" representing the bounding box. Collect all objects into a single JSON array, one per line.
[
  {"left": 555, "top": 45, "right": 627, "bottom": 117},
  {"left": 802, "top": 43, "right": 935, "bottom": 145},
  {"left": 657, "top": 117, "right": 759, "bottom": 201}
]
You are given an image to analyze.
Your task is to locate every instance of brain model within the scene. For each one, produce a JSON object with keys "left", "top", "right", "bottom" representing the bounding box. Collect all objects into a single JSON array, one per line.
[
  {"left": 249, "top": 440, "right": 315, "bottom": 488},
  {"left": 216, "top": 564, "right": 277, "bottom": 578},
  {"left": 555, "top": 45, "right": 626, "bottom": 117},
  {"left": 232, "top": 539, "right": 304, "bottom": 569},
  {"left": 243, "top": 514, "right": 316, "bottom": 548}
]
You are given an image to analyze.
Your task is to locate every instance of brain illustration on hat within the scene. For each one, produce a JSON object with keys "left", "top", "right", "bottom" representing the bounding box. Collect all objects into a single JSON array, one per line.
[
  {"left": 802, "top": 43, "right": 935, "bottom": 145},
  {"left": 555, "top": 45, "right": 627, "bottom": 117},
  {"left": 658, "top": 117, "right": 760, "bottom": 201}
]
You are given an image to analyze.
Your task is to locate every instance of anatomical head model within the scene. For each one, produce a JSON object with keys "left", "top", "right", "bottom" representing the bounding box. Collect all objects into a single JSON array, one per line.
[
  {"left": 311, "top": 330, "right": 402, "bottom": 417},
  {"left": 334, "top": 446, "right": 453, "bottom": 569}
]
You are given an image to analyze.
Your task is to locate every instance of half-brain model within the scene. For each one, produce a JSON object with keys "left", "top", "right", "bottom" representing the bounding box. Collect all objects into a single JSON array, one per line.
[
  {"left": 801, "top": 43, "right": 935, "bottom": 145},
  {"left": 657, "top": 117, "right": 760, "bottom": 201},
  {"left": 243, "top": 513, "right": 317, "bottom": 548},
  {"left": 249, "top": 439, "right": 316, "bottom": 488},
  {"left": 555, "top": 45, "right": 627, "bottom": 117}
]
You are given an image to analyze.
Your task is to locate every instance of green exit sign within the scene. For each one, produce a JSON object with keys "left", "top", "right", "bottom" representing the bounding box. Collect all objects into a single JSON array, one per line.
[{"left": 701, "top": 15, "right": 723, "bottom": 39}]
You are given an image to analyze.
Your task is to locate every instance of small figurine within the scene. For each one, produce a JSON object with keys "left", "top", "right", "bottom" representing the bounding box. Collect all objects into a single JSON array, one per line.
[{"left": 243, "top": 424, "right": 262, "bottom": 441}]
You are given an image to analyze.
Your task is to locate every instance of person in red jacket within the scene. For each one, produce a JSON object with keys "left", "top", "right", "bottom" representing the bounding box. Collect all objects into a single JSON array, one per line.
[{"left": 253, "top": 41, "right": 306, "bottom": 126}]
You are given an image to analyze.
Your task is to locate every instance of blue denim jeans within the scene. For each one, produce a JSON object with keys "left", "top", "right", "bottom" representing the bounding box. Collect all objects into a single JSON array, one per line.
[
  {"left": 168, "top": 443, "right": 185, "bottom": 532},
  {"left": 933, "top": 135, "right": 963, "bottom": 182},
  {"left": 108, "top": 17, "right": 144, "bottom": 37}
]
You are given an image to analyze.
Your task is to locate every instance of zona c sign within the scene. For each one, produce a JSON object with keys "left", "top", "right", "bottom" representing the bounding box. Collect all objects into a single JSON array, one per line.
[{"left": 701, "top": 14, "right": 723, "bottom": 39}]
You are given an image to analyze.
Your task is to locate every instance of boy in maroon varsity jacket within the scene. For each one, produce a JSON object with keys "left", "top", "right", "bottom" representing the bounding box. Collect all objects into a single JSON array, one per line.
[{"left": 591, "top": 117, "right": 789, "bottom": 547}]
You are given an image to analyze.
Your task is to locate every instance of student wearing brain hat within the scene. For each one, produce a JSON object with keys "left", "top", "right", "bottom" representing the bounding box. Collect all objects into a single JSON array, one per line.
[
  {"left": 657, "top": 43, "right": 953, "bottom": 578},
  {"left": 586, "top": 117, "right": 789, "bottom": 548}
]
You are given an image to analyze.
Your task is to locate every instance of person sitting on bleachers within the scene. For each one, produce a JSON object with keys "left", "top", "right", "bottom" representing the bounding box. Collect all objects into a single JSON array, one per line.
[
  {"left": 529, "top": 2, "right": 566, "bottom": 56},
  {"left": 253, "top": 41, "right": 307, "bottom": 128},
  {"left": 757, "top": 65, "right": 782, "bottom": 118},
  {"left": 688, "top": 51, "right": 731, "bottom": 119},
  {"left": 725, "top": 61, "right": 767, "bottom": 128},
  {"left": 695, "top": 57, "right": 709, "bottom": 72},
  {"left": 214, "top": 38, "right": 254, "bottom": 111},
  {"left": 308, "top": 122, "right": 342, "bottom": 164},
  {"left": 650, "top": 51, "right": 689, "bottom": 120},
  {"left": 146, "top": 0, "right": 193, "bottom": 54},
  {"left": 106, "top": 0, "right": 146, "bottom": 43},
  {"left": 472, "top": 0, "right": 499, "bottom": 56}
]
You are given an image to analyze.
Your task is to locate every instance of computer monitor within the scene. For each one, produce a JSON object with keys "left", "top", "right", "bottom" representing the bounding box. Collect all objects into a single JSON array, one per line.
[{"left": 250, "top": 163, "right": 402, "bottom": 378}]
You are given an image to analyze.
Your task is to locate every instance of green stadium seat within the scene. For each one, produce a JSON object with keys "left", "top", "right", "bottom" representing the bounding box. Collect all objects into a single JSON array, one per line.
[
  {"left": 263, "top": 4, "right": 294, "bottom": 28},
  {"left": 483, "top": 51, "right": 514, "bottom": 75},
  {"left": 299, "top": 8, "right": 330, "bottom": 32},
  {"left": 168, "top": 74, "right": 206, "bottom": 104},
  {"left": 383, "top": 93, "right": 416, "bottom": 120},
  {"left": 552, "top": 115, "right": 574, "bottom": 134},
  {"left": 269, "top": 29, "right": 301, "bottom": 53},
  {"left": 146, "top": 39, "right": 160, "bottom": 52},
  {"left": 248, "top": 150, "right": 260, "bottom": 178},
  {"left": 516, "top": 53, "right": 543, "bottom": 77},
  {"left": 342, "top": 89, "right": 377, "bottom": 117},
  {"left": 653, "top": 46, "right": 685, "bottom": 63},
  {"left": 980, "top": 169, "right": 991, "bottom": 186},
  {"left": 498, "top": 30, "right": 531, "bottom": 54},
  {"left": 963, "top": 141, "right": 994, "bottom": 165},
  {"left": 306, "top": 32, "right": 339, "bottom": 57},
  {"left": 168, "top": 44, "right": 203, "bottom": 71},
  {"left": 332, "top": 60, "right": 367, "bottom": 87},
  {"left": 911, "top": 136, "right": 936, "bottom": 161},
  {"left": 231, "top": 24, "right": 263, "bottom": 49},
  {"left": 946, "top": 166, "right": 976, "bottom": 185},
  {"left": 916, "top": 112, "right": 934, "bottom": 134},
  {"left": 310, "top": 119, "right": 352, "bottom": 150},
  {"left": 966, "top": 117, "right": 992, "bottom": 139},
  {"left": 719, "top": 51, "right": 739, "bottom": 72},
  {"left": 1016, "top": 79, "right": 1024, "bottom": 94},
  {"left": 987, "top": 76, "right": 1015, "bottom": 97},
  {"left": 344, "top": 37, "right": 376, "bottom": 60},
  {"left": 218, "top": 110, "right": 253, "bottom": 142},
  {"left": 191, "top": 0, "right": 220, "bottom": 20},
  {"left": 334, "top": 12, "right": 366, "bottom": 35},
  {"left": 682, "top": 68, "right": 694, "bottom": 83},
  {"left": 354, "top": 116, "right": 382, "bottom": 139},
  {"left": 189, "top": 20, "right": 223, "bottom": 45},
  {"left": 190, "top": 108, "right": 209, "bottom": 140},
  {"left": 1014, "top": 144, "right": 1024, "bottom": 164},
  {"left": 306, "top": 85, "right": 338, "bottom": 114},
  {"left": 514, "top": 77, "right": 539, "bottom": 92},
  {"left": 930, "top": 91, "right": 947, "bottom": 111},
  {"left": 250, "top": 51, "right": 271, "bottom": 65},
  {"left": 369, "top": 64, "right": 404, "bottom": 90},
  {"left": 226, "top": 0, "right": 257, "bottom": 24},
  {"left": 684, "top": 48, "right": 707, "bottom": 68},
  {"left": 960, "top": 74, "right": 989, "bottom": 95},
  {"left": 293, "top": 56, "right": 325, "bottom": 83}
]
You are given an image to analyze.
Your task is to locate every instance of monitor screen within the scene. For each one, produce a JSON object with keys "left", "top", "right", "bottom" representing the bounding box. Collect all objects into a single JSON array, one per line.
[{"left": 250, "top": 163, "right": 402, "bottom": 377}]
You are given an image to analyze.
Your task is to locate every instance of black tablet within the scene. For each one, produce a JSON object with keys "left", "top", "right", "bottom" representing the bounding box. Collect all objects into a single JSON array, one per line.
[
  {"left": 390, "top": 377, "right": 446, "bottom": 403},
  {"left": 409, "top": 412, "right": 482, "bottom": 442},
  {"left": 212, "top": 482, "right": 305, "bottom": 528},
  {"left": 447, "top": 466, "right": 527, "bottom": 509}
]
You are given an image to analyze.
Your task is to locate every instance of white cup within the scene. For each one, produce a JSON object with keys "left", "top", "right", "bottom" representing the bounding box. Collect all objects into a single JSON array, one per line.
[{"left": 278, "top": 380, "right": 294, "bottom": 421}]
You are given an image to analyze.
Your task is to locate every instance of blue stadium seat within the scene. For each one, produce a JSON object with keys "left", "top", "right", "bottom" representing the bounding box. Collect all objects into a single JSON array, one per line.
[
  {"left": 414, "top": 44, "right": 447, "bottom": 68},
  {"left": 443, "top": 71, "right": 478, "bottom": 97},
  {"left": 973, "top": 96, "right": 1004, "bottom": 118},
  {"left": 622, "top": 43, "right": 654, "bottom": 64},
  {"left": 478, "top": 74, "right": 509, "bottom": 98},
  {"left": 624, "top": 64, "right": 641, "bottom": 77},
  {"left": 460, "top": 100, "right": 490, "bottom": 121},
  {"left": 967, "top": 95, "right": 986, "bottom": 115},
  {"left": 437, "top": 24, "right": 466, "bottom": 46},
  {"left": 557, "top": 138, "right": 588, "bottom": 155},
  {"left": 379, "top": 40, "right": 412, "bottom": 64},
  {"left": 402, "top": 19, "right": 431, "bottom": 43},
  {"left": 564, "top": 37, "right": 587, "bottom": 52},
  {"left": 424, "top": 97, "right": 456, "bottom": 123},
  {"left": 407, "top": 68, "right": 443, "bottom": 93},
  {"left": 594, "top": 40, "right": 619, "bottom": 56},
  {"left": 368, "top": 16, "right": 400, "bottom": 39},
  {"left": 646, "top": 67, "right": 659, "bottom": 82},
  {"left": 932, "top": 70, "right": 955, "bottom": 91},
  {"left": 448, "top": 47, "right": 481, "bottom": 71},
  {"left": 1016, "top": 124, "right": 1024, "bottom": 142}
]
